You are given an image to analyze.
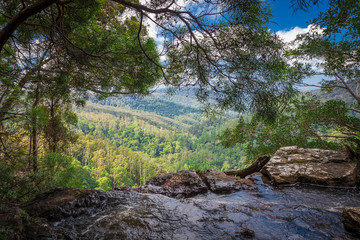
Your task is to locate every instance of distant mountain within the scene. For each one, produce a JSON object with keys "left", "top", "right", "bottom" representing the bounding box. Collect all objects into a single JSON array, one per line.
[
  {"left": 306, "top": 84, "right": 357, "bottom": 106},
  {"left": 90, "top": 94, "right": 200, "bottom": 120}
]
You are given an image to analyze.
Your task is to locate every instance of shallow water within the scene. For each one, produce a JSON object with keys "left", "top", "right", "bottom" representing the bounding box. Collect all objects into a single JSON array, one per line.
[{"left": 52, "top": 176, "right": 360, "bottom": 239}]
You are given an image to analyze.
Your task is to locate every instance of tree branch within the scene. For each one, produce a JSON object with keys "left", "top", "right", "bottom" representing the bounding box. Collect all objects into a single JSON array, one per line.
[{"left": 0, "top": 0, "right": 59, "bottom": 53}]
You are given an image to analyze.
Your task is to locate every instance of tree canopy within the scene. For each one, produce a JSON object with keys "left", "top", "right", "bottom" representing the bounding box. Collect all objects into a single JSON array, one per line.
[
  {"left": 221, "top": 0, "right": 360, "bottom": 158},
  {"left": 1, "top": 0, "right": 359, "bottom": 201}
]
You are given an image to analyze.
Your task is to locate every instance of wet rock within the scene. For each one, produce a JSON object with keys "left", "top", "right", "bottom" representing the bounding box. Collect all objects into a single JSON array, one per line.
[
  {"left": 22, "top": 188, "right": 121, "bottom": 221},
  {"left": 201, "top": 170, "right": 257, "bottom": 193},
  {"left": 145, "top": 172, "right": 177, "bottom": 186},
  {"left": 142, "top": 170, "right": 208, "bottom": 198},
  {"left": 342, "top": 207, "right": 360, "bottom": 235},
  {"left": 50, "top": 184, "right": 360, "bottom": 240},
  {"left": 162, "top": 170, "right": 208, "bottom": 198},
  {"left": 261, "top": 146, "right": 358, "bottom": 186},
  {"left": 143, "top": 170, "right": 257, "bottom": 197},
  {"left": 240, "top": 228, "right": 255, "bottom": 238},
  {"left": 0, "top": 205, "right": 51, "bottom": 240}
]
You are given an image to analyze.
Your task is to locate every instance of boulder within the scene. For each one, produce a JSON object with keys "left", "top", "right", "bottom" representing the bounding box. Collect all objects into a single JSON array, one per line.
[
  {"left": 261, "top": 146, "right": 358, "bottom": 186},
  {"left": 163, "top": 170, "right": 208, "bottom": 197},
  {"left": 0, "top": 205, "right": 52, "bottom": 240},
  {"left": 342, "top": 207, "right": 360, "bottom": 235},
  {"left": 145, "top": 172, "right": 177, "bottom": 186},
  {"left": 142, "top": 170, "right": 208, "bottom": 198},
  {"left": 201, "top": 170, "right": 257, "bottom": 193},
  {"left": 142, "top": 170, "right": 258, "bottom": 197},
  {"left": 22, "top": 188, "right": 117, "bottom": 221}
]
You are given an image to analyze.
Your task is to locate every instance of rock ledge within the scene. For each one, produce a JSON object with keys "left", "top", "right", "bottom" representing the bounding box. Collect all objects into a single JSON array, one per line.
[{"left": 261, "top": 146, "right": 358, "bottom": 186}]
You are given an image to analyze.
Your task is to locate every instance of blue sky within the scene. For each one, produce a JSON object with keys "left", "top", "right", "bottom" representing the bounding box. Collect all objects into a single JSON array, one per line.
[
  {"left": 269, "top": 0, "right": 329, "bottom": 32},
  {"left": 267, "top": 1, "right": 331, "bottom": 89}
]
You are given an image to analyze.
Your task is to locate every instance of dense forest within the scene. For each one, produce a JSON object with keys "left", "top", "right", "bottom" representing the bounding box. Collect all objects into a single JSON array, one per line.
[
  {"left": 70, "top": 91, "right": 246, "bottom": 190},
  {"left": 0, "top": 0, "right": 359, "bottom": 204}
]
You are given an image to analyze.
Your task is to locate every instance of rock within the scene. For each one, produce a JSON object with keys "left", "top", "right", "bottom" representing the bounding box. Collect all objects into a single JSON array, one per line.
[
  {"left": 22, "top": 188, "right": 119, "bottom": 221},
  {"left": 201, "top": 170, "right": 257, "bottom": 193},
  {"left": 342, "top": 207, "right": 360, "bottom": 235},
  {"left": 240, "top": 228, "right": 255, "bottom": 238},
  {"left": 261, "top": 146, "right": 358, "bottom": 186},
  {"left": 142, "top": 170, "right": 208, "bottom": 198},
  {"left": 162, "top": 170, "right": 208, "bottom": 198},
  {"left": 0, "top": 205, "right": 52, "bottom": 240},
  {"left": 145, "top": 172, "right": 177, "bottom": 186},
  {"left": 143, "top": 170, "right": 257, "bottom": 198}
]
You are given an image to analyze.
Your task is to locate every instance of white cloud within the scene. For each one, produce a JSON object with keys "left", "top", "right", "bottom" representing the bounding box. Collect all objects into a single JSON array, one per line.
[
  {"left": 276, "top": 24, "right": 325, "bottom": 72},
  {"left": 276, "top": 26, "right": 309, "bottom": 42},
  {"left": 276, "top": 24, "right": 323, "bottom": 43}
]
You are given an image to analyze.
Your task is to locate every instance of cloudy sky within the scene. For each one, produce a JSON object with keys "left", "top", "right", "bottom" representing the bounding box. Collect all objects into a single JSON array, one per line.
[{"left": 270, "top": 0, "right": 330, "bottom": 88}]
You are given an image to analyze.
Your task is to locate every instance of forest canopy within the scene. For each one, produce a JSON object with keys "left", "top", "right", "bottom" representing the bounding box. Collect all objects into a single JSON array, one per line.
[{"left": 0, "top": 0, "right": 359, "bottom": 201}]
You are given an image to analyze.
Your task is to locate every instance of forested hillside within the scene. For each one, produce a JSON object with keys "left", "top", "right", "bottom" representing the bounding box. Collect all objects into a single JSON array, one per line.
[
  {"left": 1, "top": 0, "right": 358, "bottom": 207},
  {"left": 70, "top": 90, "right": 247, "bottom": 190}
]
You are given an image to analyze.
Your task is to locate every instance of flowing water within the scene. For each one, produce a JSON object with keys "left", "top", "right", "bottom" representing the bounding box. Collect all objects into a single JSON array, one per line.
[{"left": 51, "top": 176, "right": 360, "bottom": 239}]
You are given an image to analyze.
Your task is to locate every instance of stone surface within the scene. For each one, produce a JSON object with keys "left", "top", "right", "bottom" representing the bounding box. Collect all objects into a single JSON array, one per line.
[
  {"left": 145, "top": 172, "right": 177, "bottom": 186},
  {"left": 261, "top": 146, "right": 358, "bottom": 186},
  {"left": 142, "top": 170, "right": 258, "bottom": 198},
  {"left": 342, "top": 207, "right": 360, "bottom": 235},
  {"left": 0, "top": 205, "right": 52, "bottom": 240},
  {"left": 201, "top": 170, "right": 257, "bottom": 193},
  {"left": 22, "top": 188, "right": 121, "bottom": 221},
  {"left": 240, "top": 228, "right": 255, "bottom": 238},
  {"left": 4, "top": 172, "right": 360, "bottom": 240},
  {"left": 142, "top": 170, "right": 208, "bottom": 198},
  {"left": 163, "top": 170, "right": 209, "bottom": 197},
  {"left": 50, "top": 181, "right": 360, "bottom": 240}
]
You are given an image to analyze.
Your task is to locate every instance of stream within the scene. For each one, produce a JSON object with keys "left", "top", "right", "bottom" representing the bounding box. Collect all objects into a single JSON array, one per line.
[{"left": 51, "top": 176, "right": 360, "bottom": 239}]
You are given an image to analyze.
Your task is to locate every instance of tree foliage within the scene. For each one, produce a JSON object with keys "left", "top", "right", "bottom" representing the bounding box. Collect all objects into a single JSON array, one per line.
[{"left": 221, "top": 0, "right": 360, "bottom": 158}]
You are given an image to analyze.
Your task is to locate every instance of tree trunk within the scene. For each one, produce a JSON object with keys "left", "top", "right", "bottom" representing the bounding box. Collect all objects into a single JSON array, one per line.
[
  {"left": 224, "top": 156, "right": 270, "bottom": 178},
  {"left": 30, "top": 87, "right": 41, "bottom": 172},
  {"left": 31, "top": 124, "right": 38, "bottom": 172},
  {"left": 0, "top": 0, "right": 58, "bottom": 52},
  {"left": 48, "top": 99, "right": 57, "bottom": 152}
]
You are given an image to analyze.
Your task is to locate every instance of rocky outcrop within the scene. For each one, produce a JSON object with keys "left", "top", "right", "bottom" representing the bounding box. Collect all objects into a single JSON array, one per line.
[
  {"left": 261, "top": 146, "right": 358, "bottom": 186},
  {"left": 145, "top": 172, "right": 177, "bottom": 186},
  {"left": 22, "top": 188, "right": 122, "bottom": 221},
  {"left": 201, "top": 170, "right": 257, "bottom": 193},
  {"left": 0, "top": 205, "right": 51, "bottom": 240},
  {"left": 141, "top": 170, "right": 257, "bottom": 198},
  {"left": 342, "top": 207, "right": 360, "bottom": 235},
  {"left": 141, "top": 170, "right": 208, "bottom": 198}
]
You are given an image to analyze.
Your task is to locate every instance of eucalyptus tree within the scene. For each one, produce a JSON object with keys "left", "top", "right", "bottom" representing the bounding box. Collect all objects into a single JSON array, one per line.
[
  {"left": 0, "top": 0, "right": 160, "bottom": 169},
  {"left": 0, "top": 0, "right": 305, "bottom": 168},
  {"left": 291, "top": 0, "right": 360, "bottom": 148},
  {"left": 221, "top": 0, "right": 360, "bottom": 159},
  {"left": 1, "top": 0, "right": 302, "bottom": 116}
]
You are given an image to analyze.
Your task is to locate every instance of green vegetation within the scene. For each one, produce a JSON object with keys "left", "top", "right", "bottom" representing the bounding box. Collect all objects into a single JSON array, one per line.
[
  {"left": 221, "top": 0, "right": 360, "bottom": 158},
  {"left": 70, "top": 93, "right": 247, "bottom": 188},
  {"left": 0, "top": 0, "right": 359, "bottom": 202}
]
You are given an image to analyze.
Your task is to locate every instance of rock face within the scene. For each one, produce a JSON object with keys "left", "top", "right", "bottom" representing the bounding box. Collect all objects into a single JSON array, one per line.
[
  {"left": 0, "top": 205, "right": 52, "bottom": 240},
  {"left": 261, "top": 146, "right": 358, "bottom": 186},
  {"left": 145, "top": 172, "right": 177, "bottom": 186},
  {"left": 201, "top": 170, "right": 257, "bottom": 193},
  {"left": 22, "top": 188, "right": 121, "bottom": 221},
  {"left": 342, "top": 207, "right": 360, "bottom": 235},
  {"left": 141, "top": 170, "right": 208, "bottom": 198},
  {"left": 141, "top": 170, "right": 257, "bottom": 198}
]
